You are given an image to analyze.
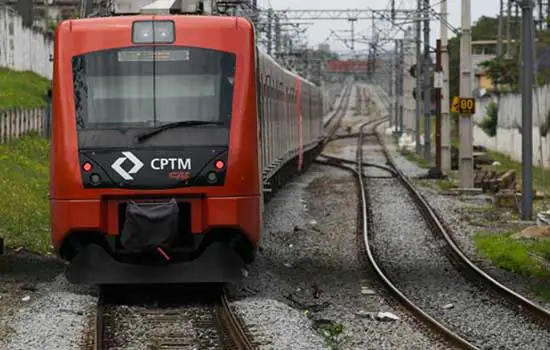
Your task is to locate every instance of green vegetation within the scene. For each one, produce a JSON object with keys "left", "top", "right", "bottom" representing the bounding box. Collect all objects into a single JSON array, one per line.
[
  {"left": 474, "top": 231, "right": 550, "bottom": 299},
  {"left": 479, "top": 101, "right": 498, "bottom": 137},
  {"left": 313, "top": 320, "right": 346, "bottom": 349},
  {"left": 0, "top": 134, "right": 50, "bottom": 253},
  {"left": 0, "top": 68, "right": 50, "bottom": 110},
  {"left": 401, "top": 149, "right": 430, "bottom": 169}
]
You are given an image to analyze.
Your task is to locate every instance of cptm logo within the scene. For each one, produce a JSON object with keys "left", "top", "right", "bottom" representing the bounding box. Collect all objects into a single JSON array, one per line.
[{"left": 111, "top": 152, "right": 144, "bottom": 180}]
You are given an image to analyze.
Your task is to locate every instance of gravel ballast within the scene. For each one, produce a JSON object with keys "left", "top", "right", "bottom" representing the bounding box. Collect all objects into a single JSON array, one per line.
[
  {"left": 378, "top": 123, "right": 550, "bottom": 311},
  {"left": 229, "top": 85, "right": 443, "bottom": 349},
  {"left": 228, "top": 163, "right": 443, "bottom": 349},
  {"left": 360, "top": 123, "right": 550, "bottom": 348},
  {"left": 1, "top": 272, "right": 97, "bottom": 350}
]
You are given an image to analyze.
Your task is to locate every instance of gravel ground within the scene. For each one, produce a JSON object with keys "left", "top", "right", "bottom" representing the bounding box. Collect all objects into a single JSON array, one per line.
[
  {"left": 0, "top": 251, "right": 97, "bottom": 350},
  {"left": 228, "top": 163, "right": 443, "bottom": 349},
  {"left": 375, "top": 123, "right": 550, "bottom": 311},
  {"left": 228, "top": 85, "right": 444, "bottom": 350},
  {"left": 361, "top": 124, "right": 550, "bottom": 348}
]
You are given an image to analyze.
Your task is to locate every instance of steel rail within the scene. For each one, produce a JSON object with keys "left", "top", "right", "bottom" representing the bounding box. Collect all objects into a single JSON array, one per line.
[
  {"left": 316, "top": 117, "right": 478, "bottom": 349},
  {"left": 373, "top": 123, "right": 550, "bottom": 323}
]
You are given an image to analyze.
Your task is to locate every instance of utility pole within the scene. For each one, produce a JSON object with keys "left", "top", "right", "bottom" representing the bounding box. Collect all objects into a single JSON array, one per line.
[
  {"left": 79, "top": 0, "right": 93, "bottom": 18},
  {"left": 392, "top": 41, "right": 398, "bottom": 130},
  {"left": 423, "top": 0, "right": 431, "bottom": 161},
  {"left": 274, "top": 15, "right": 281, "bottom": 56},
  {"left": 538, "top": 0, "right": 543, "bottom": 30},
  {"left": 349, "top": 18, "right": 357, "bottom": 52},
  {"left": 459, "top": 0, "right": 473, "bottom": 188},
  {"left": 498, "top": 0, "right": 504, "bottom": 56},
  {"left": 399, "top": 39, "right": 405, "bottom": 134},
  {"left": 521, "top": 0, "right": 534, "bottom": 219},
  {"left": 440, "top": 0, "right": 451, "bottom": 170},
  {"left": 435, "top": 39, "right": 443, "bottom": 170},
  {"left": 266, "top": 9, "right": 273, "bottom": 55},
  {"left": 507, "top": 0, "right": 512, "bottom": 56},
  {"left": 415, "top": 0, "right": 422, "bottom": 155}
]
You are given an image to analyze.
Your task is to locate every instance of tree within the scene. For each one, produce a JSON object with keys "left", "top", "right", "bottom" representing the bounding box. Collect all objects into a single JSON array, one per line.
[
  {"left": 478, "top": 57, "right": 519, "bottom": 90},
  {"left": 448, "top": 15, "right": 522, "bottom": 98}
]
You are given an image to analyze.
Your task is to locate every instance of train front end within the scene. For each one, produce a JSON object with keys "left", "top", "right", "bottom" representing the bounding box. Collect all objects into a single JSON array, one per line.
[{"left": 50, "top": 16, "right": 261, "bottom": 285}]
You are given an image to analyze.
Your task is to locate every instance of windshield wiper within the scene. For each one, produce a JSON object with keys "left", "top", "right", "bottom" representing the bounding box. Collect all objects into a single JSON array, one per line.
[{"left": 135, "top": 120, "right": 225, "bottom": 143}]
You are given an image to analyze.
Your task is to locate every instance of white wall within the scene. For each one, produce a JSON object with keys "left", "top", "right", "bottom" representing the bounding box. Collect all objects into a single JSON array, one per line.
[
  {"left": 472, "top": 84, "right": 550, "bottom": 167},
  {"left": 0, "top": 7, "right": 53, "bottom": 79}
]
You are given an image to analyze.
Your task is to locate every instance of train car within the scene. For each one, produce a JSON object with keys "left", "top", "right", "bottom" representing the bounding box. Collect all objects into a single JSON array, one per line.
[
  {"left": 49, "top": 13, "right": 324, "bottom": 285},
  {"left": 256, "top": 49, "right": 323, "bottom": 184}
]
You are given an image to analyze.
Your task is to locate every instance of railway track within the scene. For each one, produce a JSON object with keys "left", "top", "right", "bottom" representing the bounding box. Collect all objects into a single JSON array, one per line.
[
  {"left": 317, "top": 113, "right": 550, "bottom": 349},
  {"left": 94, "top": 285, "right": 255, "bottom": 350},
  {"left": 322, "top": 83, "right": 353, "bottom": 144}
]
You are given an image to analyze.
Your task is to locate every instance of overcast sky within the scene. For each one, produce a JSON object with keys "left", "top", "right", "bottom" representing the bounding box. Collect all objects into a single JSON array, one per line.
[{"left": 256, "top": 0, "right": 500, "bottom": 55}]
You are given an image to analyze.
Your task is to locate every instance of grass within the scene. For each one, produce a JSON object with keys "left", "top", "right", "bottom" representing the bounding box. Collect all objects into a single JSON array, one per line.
[
  {"left": 0, "top": 67, "right": 50, "bottom": 110},
  {"left": 401, "top": 148, "right": 431, "bottom": 168},
  {"left": 474, "top": 230, "right": 550, "bottom": 299},
  {"left": 0, "top": 133, "right": 51, "bottom": 253}
]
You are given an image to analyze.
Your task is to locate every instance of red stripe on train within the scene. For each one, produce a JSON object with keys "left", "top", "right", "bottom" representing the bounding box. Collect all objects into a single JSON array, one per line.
[{"left": 296, "top": 77, "right": 303, "bottom": 171}]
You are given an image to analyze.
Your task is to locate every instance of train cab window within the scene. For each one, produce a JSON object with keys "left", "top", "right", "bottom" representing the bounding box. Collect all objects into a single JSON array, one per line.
[{"left": 72, "top": 46, "right": 236, "bottom": 130}]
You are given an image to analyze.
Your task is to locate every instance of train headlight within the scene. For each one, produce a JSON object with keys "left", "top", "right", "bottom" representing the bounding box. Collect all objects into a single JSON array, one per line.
[
  {"left": 132, "top": 21, "right": 175, "bottom": 44},
  {"left": 207, "top": 172, "right": 217, "bottom": 184},
  {"left": 90, "top": 173, "right": 101, "bottom": 185}
]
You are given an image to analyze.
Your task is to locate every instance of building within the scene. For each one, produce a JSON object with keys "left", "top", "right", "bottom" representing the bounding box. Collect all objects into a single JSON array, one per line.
[{"left": 471, "top": 39, "right": 520, "bottom": 94}]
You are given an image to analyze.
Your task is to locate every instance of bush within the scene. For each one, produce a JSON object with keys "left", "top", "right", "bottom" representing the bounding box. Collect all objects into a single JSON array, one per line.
[{"left": 480, "top": 101, "right": 498, "bottom": 137}]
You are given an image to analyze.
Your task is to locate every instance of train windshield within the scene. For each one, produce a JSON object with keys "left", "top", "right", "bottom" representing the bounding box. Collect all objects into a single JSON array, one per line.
[{"left": 72, "top": 46, "right": 236, "bottom": 147}]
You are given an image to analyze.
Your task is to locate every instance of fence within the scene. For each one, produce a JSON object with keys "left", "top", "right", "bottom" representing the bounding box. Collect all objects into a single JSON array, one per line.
[
  {"left": 0, "top": 107, "right": 48, "bottom": 143},
  {"left": 472, "top": 83, "right": 550, "bottom": 167}
]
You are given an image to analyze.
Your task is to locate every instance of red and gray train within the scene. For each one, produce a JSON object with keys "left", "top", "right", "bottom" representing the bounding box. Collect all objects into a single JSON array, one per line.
[{"left": 49, "top": 14, "right": 331, "bottom": 284}]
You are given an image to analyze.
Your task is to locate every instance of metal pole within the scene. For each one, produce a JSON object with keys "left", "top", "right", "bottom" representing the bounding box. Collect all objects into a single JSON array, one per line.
[
  {"left": 266, "top": 9, "right": 273, "bottom": 55},
  {"left": 507, "top": 0, "right": 512, "bottom": 56},
  {"left": 415, "top": 0, "right": 422, "bottom": 155},
  {"left": 498, "top": 0, "right": 504, "bottom": 56},
  {"left": 274, "top": 16, "right": 281, "bottom": 56},
  {"left": 399, "top": 39, "right": 405, "bottom": 134},
  {"left": 441, "top": 0, "right": 451, "bottom": 170},
  {"left": 391, "top": 41, "right": 397, "bottom": 129},
  {"left": 435, "top": 39, "right": 442, "bottom": 170},
  {"left": 459, "top": 0, "right": 473, "bottom": 188},
  {"left": 521, "top": 0, "right": 534, "bottom": 219},
  {"left": 423, "top": 0, "right": 431, "bottom": 161},
  {"left": 393, "top": 41, "right": 399, "bottom": 131},
  {"left": 79, "top": 0, "right": 93, "bottom": 18}
]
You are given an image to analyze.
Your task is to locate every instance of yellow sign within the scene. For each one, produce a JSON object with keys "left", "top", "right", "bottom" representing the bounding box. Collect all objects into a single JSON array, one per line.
[{"left": 451, "top": 96, "right": 475, "bottom": 114}]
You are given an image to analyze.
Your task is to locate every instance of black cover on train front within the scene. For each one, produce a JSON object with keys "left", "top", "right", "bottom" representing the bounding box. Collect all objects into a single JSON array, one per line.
[{"left": 120, "top": 199, "right": 179, "bottom": 253}]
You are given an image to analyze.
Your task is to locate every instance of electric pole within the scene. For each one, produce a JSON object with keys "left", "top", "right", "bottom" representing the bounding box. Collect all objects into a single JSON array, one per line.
[
  {"left": 79, "top": 0, "right": 93, "bottom": 18},
  {"left": 266, "top": 9, "right": 273, "bottom": 55},
  {"left": 415, "top": 0, "right": 422, "bottom": 155},
  {"left": 459, "top": 0, "right": 473, "bottom": 188},
  {"left": 441, "top": 0, "right": 451, "bottom": 170},
  {"left": 349, "top": 18, "right": 357, "bottom": 52},
  {"left": 521, "top": 0, "right": 534, "bottom": 219},
  {"left": 399, "top": 39, "right": 404, "bottom": 134},
  {"left": 392, "top": 41, "right": 398, "bottom": 131},
  {"left": 435, "top": 39, "right": 442, "bottom": 170},
  {"left": 507, "top": 0, "right": 512, "bottom": 56},
  {"left": 423, "top": 0, "right": 431, "bottom": 161},
  {"left": 498, "top": 0, "right": 504, "bottom": 56}
]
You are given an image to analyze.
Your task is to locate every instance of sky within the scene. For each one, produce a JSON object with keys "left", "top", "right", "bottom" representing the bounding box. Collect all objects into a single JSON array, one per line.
[{"left": 256, "top": 0, "right": 500, "bottom": 56}]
